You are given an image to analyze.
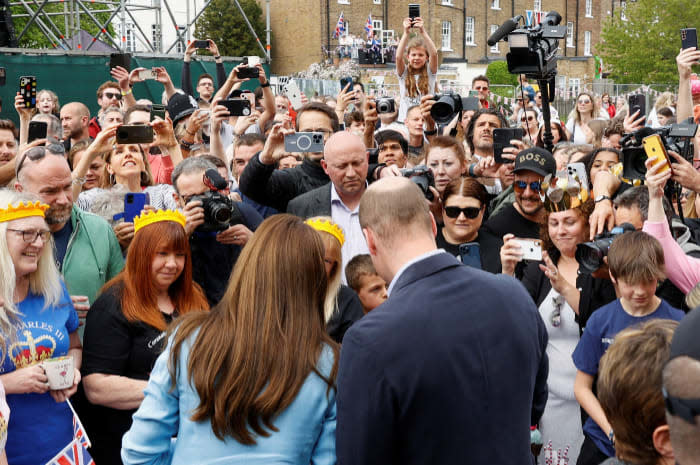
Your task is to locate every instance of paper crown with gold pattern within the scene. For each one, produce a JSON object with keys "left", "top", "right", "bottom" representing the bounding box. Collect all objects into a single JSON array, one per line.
[
  {"left": 305, "top": 218, "right": 345, "bottom": 246},
  {"left": 541, "top": 169, "right": 590, "bottom": 213},
  {"left": 0, "top": 201, "right": 49, "bottom": 223},
  {"left": 133, "top": 209, "right": 186, "bottom": 233}
]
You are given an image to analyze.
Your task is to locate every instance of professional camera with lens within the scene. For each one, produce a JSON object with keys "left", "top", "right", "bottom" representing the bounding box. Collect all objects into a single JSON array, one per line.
[
  {"left": 376, "top": 98, "right": 396, "bottom": 114},
  {"left": 189, "top": 169, "right": 243, "bottom": 233},
  {"left": 501, "top": 12, "right": 567, "bottom": 79},
  {"left": 621, "top": 122, "right": 698, "bottom": 180},
  {"left": 575, "top": 223, "right": 635, "bottom": 273},
  {"left": 430, "top": 93, "right": 463, "bottom": 125},
  {"left": 401, "top": 164, "right": 435, "bottom": 201}
]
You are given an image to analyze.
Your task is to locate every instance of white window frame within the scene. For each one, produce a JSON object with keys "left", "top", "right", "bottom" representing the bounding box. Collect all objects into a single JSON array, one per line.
[
  {"left": 465, "top": 16, "right": 475, "bottom": 45},
  {"left": 534, "top": 0, "right": 542, "bottom": 11},
  {"left": 568, "top": 78, "right": 581, "bottom": 97},
  {"left": 338, "top": 0, "right": 350, "bottom": 4},
  {"left": 490, "top": 25, "right": 500, "bottom": 53},
  {"left": 372, "top": 19, "right": 383, "bottom": 32},
  {"left": 441, "top": 21, "right": 452, "bottom": 51},
  {"left": 381, "top": 30, "right": 394, "bottom": 47},
  {"left": 491, "top": 0, "right": 500, "bottom": 10},
  {"left": 124, "top": 23, "right": 135, "bottom": 52},
  {"left": 620, "top": 1, "right": 627, "bottom": 21},
  {"left": 151, "top": 23, "right": 161, "bottom": 52},
  {"left": 585, "top": 0, "right": 593, "bottom": 17},
  {"left": 566, "top": 22, "right": 574, "bottom": 48},
  {"left": 442, "top": 0, "right": 453, "bottom": 5},
  {"left": 584, "top": 31, "right": 592, "bottom": 55},
  {"left": 373, "top": 0, "right": 381, "bottom": 4},
  {"left": 343, "top": 20, "right": 350, "bottom": 37}
]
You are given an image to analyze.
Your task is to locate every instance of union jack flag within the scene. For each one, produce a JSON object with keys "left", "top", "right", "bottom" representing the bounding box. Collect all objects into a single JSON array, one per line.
[
  {"left": 333, "top": 12, "right": 346, "bottom": 39},
  {"left": 45, "top": 438, "right": 94, "bottom": 465},
  {"left": 365, "top": 14, "right": 373, "bottom": 39}
]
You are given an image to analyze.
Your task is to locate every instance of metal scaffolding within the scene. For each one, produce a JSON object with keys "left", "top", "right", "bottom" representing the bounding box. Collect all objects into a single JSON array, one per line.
[{"left": 8, "top": 0, "right": 271, "bottom": 59}]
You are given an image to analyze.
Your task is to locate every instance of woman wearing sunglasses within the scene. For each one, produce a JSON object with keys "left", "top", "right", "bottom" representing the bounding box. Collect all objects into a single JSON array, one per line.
[
  {"left": 435, "top": 178, "right": 499, "bottom": 272},
  {"left": 504, "top": 181, "right": 615, "bottom": 464},
  {"left": 566, "top": 92, "right": 609, "bottom": 144}
]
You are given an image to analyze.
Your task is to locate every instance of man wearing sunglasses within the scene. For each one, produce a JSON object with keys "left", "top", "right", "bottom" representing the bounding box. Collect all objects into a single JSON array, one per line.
[
  {"left": 88, "top": 81, "right": 123, "bottom": 139},
  {"left": 483, "top": 147, "right": 556, "bottom": 273},
  {"left": 60, "top": 102, "right": 91, "bottom": 152}
]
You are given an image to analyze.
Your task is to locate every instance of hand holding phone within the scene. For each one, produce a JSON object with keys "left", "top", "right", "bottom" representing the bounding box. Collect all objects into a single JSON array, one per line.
[
  {"left": 19, "top": 76, "right": 37, "bottom": 109},
  {"left": 642, "top": 134, "right": 672, "bottom": 175},
  {"left": 493, "top": 128, "right": 524, "bottom": 163},
  {"left": 512, "top": 238, "right": 543, "bottom": 261},
  {"left": 194, "top": 39, "right": 210, "bottom": 49},
  {"left": 681, "top": 28, "right": 698, "bottom": 50}
]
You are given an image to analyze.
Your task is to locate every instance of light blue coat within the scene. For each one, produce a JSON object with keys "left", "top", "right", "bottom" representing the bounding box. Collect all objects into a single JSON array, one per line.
[{"left": 121, "top": 333, "right": 337, "bottom": 465}]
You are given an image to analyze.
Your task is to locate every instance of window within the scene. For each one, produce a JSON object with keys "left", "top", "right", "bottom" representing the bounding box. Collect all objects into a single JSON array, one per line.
[
  {"left": 620, "top": 1, "right": 627, "bottom": 20},
  {"left": 373, "top": 0, "right": 381, "bottom": 3},
  {"left": 338, "top": 0, "right": 350, "bottom": 4},
  {"left": 585, "top": 0, "right": 593, "bottom": 17},
  {"left": 491, "top": 0, "right": 500, "bottom": 9},
  {"left": 373, "top": 20, "right": 383, "bottom": 32},
  {"left": 442, "top": 0, "right": 453, "bottom": 4},
  {"left": 381, "top": 30, "right": 394, "bottom": 47},
  {"left": 566, "top": 22, "right": 574, "bottom": 48},
  {"left": 568, "top": 78, "right": 581, "bottom": 97},
  {"left": 151, "top": 23, "right": 161, "bottom": 52},
  {"left": 441, "top": 21, "right": 452, "bottom": 50},
  {"left": 490, "top": 25, "right": 499, "bottom": 53},
  {"left": 534, "top": 0, "right": 541, "bottom": 11},
  {"left": 125, "top": 23, "right": 135, "bottom": 52},
  {"left": 465, "top": 16, "right": 475, "bottom": 45},
  {"left": 584, "top": 31, "right": 591, "bottom": 55},
  {"left": 344, "top": 21, "right": 350, "bottom": 36}
]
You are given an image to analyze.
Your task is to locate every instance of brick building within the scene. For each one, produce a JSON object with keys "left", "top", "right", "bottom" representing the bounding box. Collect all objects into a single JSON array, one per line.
[{"left": 262, "top": 0, "right": 626, "bottom": 90}]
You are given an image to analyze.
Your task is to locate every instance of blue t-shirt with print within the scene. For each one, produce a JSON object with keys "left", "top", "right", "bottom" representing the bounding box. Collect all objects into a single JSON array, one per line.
[
  {"left": 572, "top": 298, "right": 684, "bottom": 457},
  {"left": 2, "top": 283, "right": 79, "bottom": 465}
]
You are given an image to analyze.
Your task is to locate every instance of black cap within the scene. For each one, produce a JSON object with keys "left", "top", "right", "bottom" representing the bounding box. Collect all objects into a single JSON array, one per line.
[
  {"left": 513, "top": 147, "right": 556, "bottom": 177},
  {"left": 166, "top": 92, "right": 198, "bottom": 126},
  {"left": 669, "top": 308, "right": 700, "bottom": 362}
]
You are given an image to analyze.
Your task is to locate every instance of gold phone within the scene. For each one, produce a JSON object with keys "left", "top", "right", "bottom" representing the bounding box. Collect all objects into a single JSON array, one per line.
[{"left": 642, "top": 134, "right": 672, "bottom": 175}]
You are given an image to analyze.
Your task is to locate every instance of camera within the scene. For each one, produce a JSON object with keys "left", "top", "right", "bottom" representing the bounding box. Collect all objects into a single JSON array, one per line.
[
  {"left": 575, "top": 223, "right": 635, "bottom": 273},
  {"left": 189, "top": 169, "right": 243, "bottom": 233},
  {"left": 430, "top": 93, "right": 463, "bottom": 125},
  {"left": 238, "top": 57, "right": 260, "bottom": 79},
  {"left": 401, "top": 164, "right": 435, "bottom": 201},
  {"left": 376, "top": 98, "right": 396, "bottom": 114},
  {"left": 503, "top": 12, "right": 566, "bottom": 79},
  {"left": 621, "top": 123, "right": 698, "bottom": 180},
  {"left": 284, "top": 132, "right": 325, "bottom": 153}
]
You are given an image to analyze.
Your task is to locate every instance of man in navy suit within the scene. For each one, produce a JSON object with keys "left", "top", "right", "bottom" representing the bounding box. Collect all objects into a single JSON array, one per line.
[{"left": 337, "top": 177, "right": 549, "bottom": 465}]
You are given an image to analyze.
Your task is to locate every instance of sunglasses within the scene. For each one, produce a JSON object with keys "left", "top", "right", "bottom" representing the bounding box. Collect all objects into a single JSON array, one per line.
[
  {"left": 15, "top": 142, "right": 66, "bottom": 176},
  {"left": 513, "top": 180, "right": 542, "bottom": 194},
  {"left": 521, "top": 116, "right": 536, "bottom": 122},
  {"left": 103, "top": 92, "right": 122, "bottom": 100},
  {"left": 444, "top": 206, "right": 482, "bottom": 219},
  {"left": 578, "top": 99, "right": 591, "bottom": 104}
]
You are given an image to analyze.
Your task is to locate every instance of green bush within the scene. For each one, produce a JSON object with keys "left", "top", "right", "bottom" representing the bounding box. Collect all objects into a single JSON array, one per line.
[{"left": 486, "top": 61, "right": 518, "bottom": 97}]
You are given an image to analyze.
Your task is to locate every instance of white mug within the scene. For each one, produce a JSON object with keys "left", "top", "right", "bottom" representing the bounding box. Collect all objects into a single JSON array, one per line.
[{"left": 41, "top": 356, "right": 75, "bottom": 390}]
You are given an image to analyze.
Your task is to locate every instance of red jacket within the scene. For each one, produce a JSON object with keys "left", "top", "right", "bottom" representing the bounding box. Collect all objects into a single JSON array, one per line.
[{"left": 88, "top": 117, "right": 101, "bottom": 139}]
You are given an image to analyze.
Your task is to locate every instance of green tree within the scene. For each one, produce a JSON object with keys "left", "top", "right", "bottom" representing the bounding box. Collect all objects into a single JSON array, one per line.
[
  {"left": 599, "top": 0, "right": 700, "bottom": 84},
  {"left": 486, "top": 60, "right": 518, "bottom": 97},
  {"left": 195, "top": 0, "right": 265, "bottom": 58},
  {"left": 11, "top": 2, "right": 115, "bottom": 49}
]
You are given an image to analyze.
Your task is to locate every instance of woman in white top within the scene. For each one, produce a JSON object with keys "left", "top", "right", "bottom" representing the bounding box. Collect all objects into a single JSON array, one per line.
[
  {"left": 566, "top": 92, "right": 610, "bottom": 144},
  {"left": 395, "top": 16, "right": 438, "bottom": 122}
]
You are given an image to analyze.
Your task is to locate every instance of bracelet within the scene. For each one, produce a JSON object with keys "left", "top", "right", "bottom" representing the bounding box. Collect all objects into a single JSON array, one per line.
[
  {"left": 260, "top": 82, "right": 270, "bottom": 88},
  {"left": 214, "top": 55, "right": 221, "bottom": 60},
  {"left": 468, "top": 163, "right": 477, "bottom": 177},
  {"left": 120, "top": 88, "right": 132, "bottom": 96},
  {"left": 72, "top": 176, "right": 86, "bottom": 186},
  {"left": 423, "top": 128, "right": 437, "bottom": 136},
  {"left": 180, "top": 139, "right": 194, "bottom": 150}
]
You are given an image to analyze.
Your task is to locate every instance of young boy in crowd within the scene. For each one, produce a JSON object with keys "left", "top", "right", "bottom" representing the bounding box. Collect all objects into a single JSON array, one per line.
[
  {"left": 572, "top": 231, "right": 685, "bottom": 465},
  {"left": 346, "top": 254, "right": 388, "bottom": 313}
]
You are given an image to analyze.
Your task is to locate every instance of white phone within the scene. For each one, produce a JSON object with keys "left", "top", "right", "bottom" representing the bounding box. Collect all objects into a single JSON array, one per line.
[
  {"left": 566, "top": 162, "right": 589, "bottom": 189},
  {"left": 246, "top": 56, "right": 261, "bottom": 67},
  {"left": 138, "top": 69, "right": 157, "bottom": 80},
  {"left": 512, "top": 238, "right": 543, "bottom": 261},
  {"left": 284, "top": 80, "right": 303, "bottom": 110}
]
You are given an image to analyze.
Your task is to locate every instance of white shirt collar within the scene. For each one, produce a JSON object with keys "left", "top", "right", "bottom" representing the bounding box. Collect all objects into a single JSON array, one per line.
[{"left": 386, "top": 249, "right": 446, "bottom": 296}]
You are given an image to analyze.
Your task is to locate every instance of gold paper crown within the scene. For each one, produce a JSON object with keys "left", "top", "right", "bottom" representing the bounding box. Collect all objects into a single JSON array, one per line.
[
  {"left": 541, "top": 171, "right": 590, "bottom": 213},
  {"left": 305, "top": 218, "right": 345, "bottom": 246},
  {"left": 133, "top": 209, "right": 186, "bottom": 233},
  {"left": 0, "top": 201, "right": 49, "bottom": 223}
]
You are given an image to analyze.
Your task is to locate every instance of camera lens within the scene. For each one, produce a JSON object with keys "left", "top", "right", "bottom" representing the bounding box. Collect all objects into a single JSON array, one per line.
[
  {"left": 431, "top": 95, "right": 458, "bottom": 124},
  {"left": 575, "top": 243, "right": 605, "bottom": 273},
  {"left": 210, "top": 203, "right": 232, "bottom": 226}
]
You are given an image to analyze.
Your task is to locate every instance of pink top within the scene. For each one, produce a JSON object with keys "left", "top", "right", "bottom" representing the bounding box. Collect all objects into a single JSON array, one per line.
[
  {"left": 148, "top": 154, "right": 175, "bottom": 185},
  {"left": 643, "top": 220, "right": 700, "bottom": 294}
]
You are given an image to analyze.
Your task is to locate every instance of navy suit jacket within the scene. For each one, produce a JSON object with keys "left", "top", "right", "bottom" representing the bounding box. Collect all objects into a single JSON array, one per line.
[{"left": 337, "top": 251, "right": 548, "bottom": 465}]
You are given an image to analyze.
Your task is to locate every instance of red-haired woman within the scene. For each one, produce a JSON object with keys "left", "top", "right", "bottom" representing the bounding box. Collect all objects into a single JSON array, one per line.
[{"left": 81, "top": 210, "right": 209, "bottom": 465}]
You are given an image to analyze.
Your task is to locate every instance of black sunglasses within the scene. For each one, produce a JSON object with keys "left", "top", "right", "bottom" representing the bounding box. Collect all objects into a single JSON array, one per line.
[
  {"left": 16, "top": 142, "right": 66, "bottom": 176},
  {"left": 444, "top": 206, "right": 482, "bottom": 219},
  {"left": 103, "top": 91, "right": 122, "bottom": 100}
]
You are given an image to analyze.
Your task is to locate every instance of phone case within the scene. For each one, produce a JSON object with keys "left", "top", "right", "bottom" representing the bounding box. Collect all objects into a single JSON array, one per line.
[
  {"left": 513, "top": 239, "right": 542, "bottom": 261},
  {"left": 642, "top": 134, "right": 672, "bottom": 174},
  {"left": 19, "top": 76, "right": 37, "bottom": 109},
  {"left": 27, "top": 121, "right": 47, "bottom": 143},
  {"left": 493, "top": 128, "right": 524, "bottom": 163},
  {"left": 408, "top": 4, "right": 420, "bottom": 18},
  {"left": 284, "top": 81, "right": 303, "bottom": 110},
  {"left": 628, "top": 94, "right": 646, "bottom": 116},
  {"left": 681, "top": 28, "right": 698, "bottom": 50},
  {"left": 566, "top": 162, "right": 589, "bottom": 190},
  {"left": 459, "top": 242, "right": 482, "bottom": 269},
  {"left": 116, "top": 125, "right": 154, "bottom": 144},
  {"left": 109, "top": 53, "right": 131, "bottom": 71},
  {"left": 123, "top": 193, "right": 149, "bottom": 223}
]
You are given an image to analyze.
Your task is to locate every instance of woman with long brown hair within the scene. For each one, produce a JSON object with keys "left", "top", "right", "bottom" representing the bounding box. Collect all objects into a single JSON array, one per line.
[
  {"left": 81, "top": 210, "right": 209, "bottom": 465},
  {"left": 122, "top": 214, "right": 339, "bottom": 465}
]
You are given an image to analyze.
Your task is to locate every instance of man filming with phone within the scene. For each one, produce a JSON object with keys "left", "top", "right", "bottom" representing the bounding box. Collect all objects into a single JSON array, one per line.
[{"left": 182, "top": 39, "right": 226, "bottom": 105}]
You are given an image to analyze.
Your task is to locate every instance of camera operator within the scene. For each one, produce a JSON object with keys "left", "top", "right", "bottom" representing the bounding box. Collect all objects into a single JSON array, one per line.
[
  {"left": 182, "top": 39, "right": 226, "bottom": 105},
  {"left": 172, "top": 157, "right": 263, "bottom": 306}
]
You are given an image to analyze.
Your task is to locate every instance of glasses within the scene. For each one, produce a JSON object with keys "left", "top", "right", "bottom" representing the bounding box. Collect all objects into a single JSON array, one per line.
[
  {"left": 8, "top": 229, "right": 51, "bottom": 244},
  {"left": 513, "top": 180, "right": 542, "bottom": 194},
  {"left": 521, "top": 116, "right": 536, "bottom": 122},
  {"left": 15, "top": 142, "right": 66, "bottom": 177},
  {"left": 300, "top": 128, "right": 333, "bottom": 135},
  {"left": 444, "top": 206, "right": 482, "bottom": 219},
  {"left": 474, "top": 86, "right": 489, "bottom": 91},
  {"left": 103, "top": 92, "right": 122, "bottom": 100},
  {"left": 578, "top": 99, "right": 592, "bottom": 104},
  {"left": 535, "top": 94, "right": 542, "bottom": 99}
]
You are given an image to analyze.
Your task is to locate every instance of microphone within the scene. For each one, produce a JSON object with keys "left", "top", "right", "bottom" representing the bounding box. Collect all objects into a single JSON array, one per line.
[{"left": 487, "top": 15, "right": 523, "bottom": 46}]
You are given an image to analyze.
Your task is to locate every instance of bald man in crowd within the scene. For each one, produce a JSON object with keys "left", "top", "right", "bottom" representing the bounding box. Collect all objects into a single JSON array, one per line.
[
  {"left": 60, "top": 102, "right": 91, "bottom": 151},
  {"left": 287, "top": 131, "right": 370, "bottom": 279},
  {"left": 336, "top": 177, "right": 548, "bottom": 465}
]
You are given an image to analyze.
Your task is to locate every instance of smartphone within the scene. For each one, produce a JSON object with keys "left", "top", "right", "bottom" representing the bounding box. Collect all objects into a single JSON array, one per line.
[
  {"left": 0, "top": 67, "right": 5, "bottom": 86},
  {"left": 116, "top": 125, "right": 154, "bottom": 144},
  {"left": 123, "top": 192, "right": 149, "bottom": 223},
  {"left": 150, "top": 104, "right": 166, "bottom": 121},
  {"left": 493, "top": 127, "right": 524, "bottom": 163},
  {"left": 285, "top": 132, "right": 324, "bottom": 153},
  {"left": 221, "top": 98, "right": 252, "bottom": 116},
  {"left": 408, "top": 4, "right": 420, "bottom": 20},
  {"left": 109, "top": 52, "right": 131, "bottom": 71},
  {"left": 628, "top": 94, "right": 646, "bottom": 117},
  {"left": 246, "top": 56, "right": 261, "bottom": 67},
  {"left": 340, "top": 76, "right": 353, "bottom": 91},
  {"left": 138, "top": 69, "right": 157, "bottom": 80},
  {"left": 459, "top": 242, "right": 482, "bottom": 269},
  {"left": 566, "top": 162, "right": 589, "bottom": 190},
  {"left": 238, "top": 66, "right": 259, "bottom": 79},
  {"left": 193, "top": 39, "right": 209, "bottom": 49},
  {"left": 642, "top": 134, "right": 672, "bottom": 175},
  {"left": 284, "top": 81, "right": 303, "bottom": 110},
  {"left": 469, "top": 90, "right": 479, "bottom": 97},
  {"left": 19, "top": 76, "right": 37, "bottom": 109},
  {"left": 461, "top": 96, "right": 480, "bottom": 112},
  {"left": 27, "top": 121, "right": 48, "bottom": 144},
  {"left": 512, "top": 238, "right": 543, "bottom": 261},
  {"left": 681, "top": 28, "right": 698, "bottom": 50}
]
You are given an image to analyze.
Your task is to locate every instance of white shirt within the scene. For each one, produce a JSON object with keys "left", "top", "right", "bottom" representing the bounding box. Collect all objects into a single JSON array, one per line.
[
  {"left": 331, "top": 184, "right": 370, "bottom": 283},
  {"left": 387, "top": 249, "right": 446, "bottom": 296}
]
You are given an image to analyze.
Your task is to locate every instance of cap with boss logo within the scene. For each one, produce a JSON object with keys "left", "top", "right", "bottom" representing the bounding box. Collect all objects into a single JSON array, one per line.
[{"left": 513, "top": 147, "right": 556, "bottom": 178}]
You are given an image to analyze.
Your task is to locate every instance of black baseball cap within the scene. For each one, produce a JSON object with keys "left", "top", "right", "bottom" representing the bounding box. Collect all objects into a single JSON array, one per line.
[{"left": 513, "top": 147, "right": 556, "bottom": 177}]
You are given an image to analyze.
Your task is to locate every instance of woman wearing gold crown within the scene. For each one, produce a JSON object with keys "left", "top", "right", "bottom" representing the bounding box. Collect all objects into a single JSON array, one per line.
[
  {"left": 0, "top": 190, "right": 82, "bottom": 465},
  {"left": 81, "top": 209, "right": 209, "bottom": 465},
  {"left": 502, "top": 174, "right": 616, "bottom": 465}
]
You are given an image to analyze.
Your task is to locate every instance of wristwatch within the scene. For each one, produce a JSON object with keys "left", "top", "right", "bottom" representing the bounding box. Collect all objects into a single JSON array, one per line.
[{"left": 594, "top": 195, "right": 611, "bottom": 203}]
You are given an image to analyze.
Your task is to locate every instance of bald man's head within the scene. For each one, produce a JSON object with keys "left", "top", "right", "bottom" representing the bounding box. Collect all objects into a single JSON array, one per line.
[
  {"left": 324, "top": 131, "right": 365, "bottom": 160},
  {"left": 359, "top": 177, "right": 432, "bottom": 244},
  {"left": 321, "top": 131, "right": 368, "bottom": 200},
  {"left": 663, "top": 357, "right": 700, "bottom": 464},
  {"left": 60, "top": 102, "right": 90, "bottom": 141}
]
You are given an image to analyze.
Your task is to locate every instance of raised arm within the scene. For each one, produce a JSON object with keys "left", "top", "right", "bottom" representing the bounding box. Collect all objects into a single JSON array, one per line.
[
  {"left": 676, "top": 47, "right": 700, "bottom": 123},
  {"left": 256, "top": 64, "right": 275, "bottom": 131},
  {"left": 413, "top": 17, "right": 439, "bottom": 75},
  {"left": 395, "top": 18, "right": 413, "bottom": 77},
  {"left": 181, "top": 41, "right": 197, "bottom": 98}
]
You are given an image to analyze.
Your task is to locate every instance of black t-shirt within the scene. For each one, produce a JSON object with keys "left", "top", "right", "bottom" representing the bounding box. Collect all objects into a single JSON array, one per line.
[
  {"left": 483, "top": 202, "right": 541, "bottom": 240},
  {"left": 81, "top": 284, "right": 173, "bottom": 465},
  {"left": 435, "top": 226, "right": 502, "bottom": 274}
]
